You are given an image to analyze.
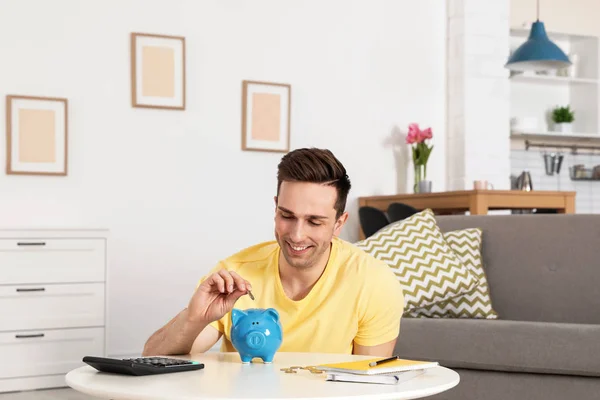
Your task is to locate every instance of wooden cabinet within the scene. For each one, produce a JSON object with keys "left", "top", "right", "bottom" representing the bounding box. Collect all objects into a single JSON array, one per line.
[
  {"left": 0, "top": 229, "right": 108, "bottom": 393},
  {"left": 358, "top": 190, "right": 576, "bottom": 239},
  {"left": 511, "top": 0, "right": 600, "bottom": 37}
]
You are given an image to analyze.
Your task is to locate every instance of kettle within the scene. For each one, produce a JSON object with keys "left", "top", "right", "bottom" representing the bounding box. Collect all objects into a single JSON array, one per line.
[{"left": 516, "top": 171, "right": 533, "bottom": 191}]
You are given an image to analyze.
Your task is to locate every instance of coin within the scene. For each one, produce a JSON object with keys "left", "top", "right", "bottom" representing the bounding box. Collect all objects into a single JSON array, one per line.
[{"left": 247, "top": 289, "right": 255, "bottom": 301}]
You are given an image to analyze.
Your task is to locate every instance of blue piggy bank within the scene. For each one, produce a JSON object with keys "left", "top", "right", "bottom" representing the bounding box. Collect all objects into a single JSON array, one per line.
[{"left": 230, "top": 308, "right": 283, "bottom": 364}]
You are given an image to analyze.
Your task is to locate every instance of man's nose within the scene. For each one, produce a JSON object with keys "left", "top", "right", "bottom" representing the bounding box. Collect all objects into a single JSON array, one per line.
[{"left": 289, "top": 221, "right": 306, "bottom": 242}]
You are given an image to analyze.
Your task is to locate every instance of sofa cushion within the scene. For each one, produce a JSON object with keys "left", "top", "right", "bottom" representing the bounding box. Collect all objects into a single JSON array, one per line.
[
  {"left": 406, "top": 228, "right": 498, "bottom": 319},
  {"left": 355, "top": 209, "right": 479, "bottom": 311},
  {"left": 395, "top": 318, "right": 600, "bottom": 377}
]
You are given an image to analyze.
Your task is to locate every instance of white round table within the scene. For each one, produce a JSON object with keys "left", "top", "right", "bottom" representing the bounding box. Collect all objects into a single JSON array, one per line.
[{"left": 66, "top": 352, "right": 459, "bottom": 400}]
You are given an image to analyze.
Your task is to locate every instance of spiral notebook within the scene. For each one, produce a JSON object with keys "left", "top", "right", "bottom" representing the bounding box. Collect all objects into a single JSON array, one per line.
[
  {"left": 317, "top": 358, "right": 438, "bottom": 375},
  {"left": 326, "top": 369, "right": 425, "bottom": 385}
]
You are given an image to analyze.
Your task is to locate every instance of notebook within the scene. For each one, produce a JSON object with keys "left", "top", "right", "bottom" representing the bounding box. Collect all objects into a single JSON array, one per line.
[
  {"left": 326, "top": 369, "right": 425, "bottom": 385},
  {"left": 317, "top": 358, "right": 438, "bottom": 375}
]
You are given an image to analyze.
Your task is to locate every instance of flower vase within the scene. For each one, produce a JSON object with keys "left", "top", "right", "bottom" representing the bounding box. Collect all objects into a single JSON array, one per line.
[
  {"left": 414, "top": 164, "right": 425, "bottom": 193},
  {"left": 418, "top": 180, "right": 432, "bottom": 193}
]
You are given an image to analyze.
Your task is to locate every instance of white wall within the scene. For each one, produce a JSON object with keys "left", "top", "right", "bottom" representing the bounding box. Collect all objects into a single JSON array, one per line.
[
  {"left": 0, "top": 0, "right": 446, "bottom": 356},
  {"left": 510, "top": 0, "right": 600, "bottom": 37}
]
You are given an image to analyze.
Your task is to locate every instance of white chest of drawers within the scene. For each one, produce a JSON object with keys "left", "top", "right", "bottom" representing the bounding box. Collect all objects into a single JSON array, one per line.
[{"left": 0, "top": 229, "right": 108, "bottom": 393}]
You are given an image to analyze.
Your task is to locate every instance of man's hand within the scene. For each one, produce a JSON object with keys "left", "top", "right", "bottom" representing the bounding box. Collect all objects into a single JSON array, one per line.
[
  {"left": 187, "top": 270, "right": 252, "bottom": 325},
  {"left": 142, "top": 270, "right": 252, "bottom": 356}
]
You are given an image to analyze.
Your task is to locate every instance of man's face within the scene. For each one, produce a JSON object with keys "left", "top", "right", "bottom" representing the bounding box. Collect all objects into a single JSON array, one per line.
[{"left": 274, "top": 181, "right": 348, "bottom": 270}]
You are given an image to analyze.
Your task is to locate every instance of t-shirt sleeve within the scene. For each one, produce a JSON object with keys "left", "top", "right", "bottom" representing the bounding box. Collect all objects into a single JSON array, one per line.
[{"left": 354, "top": 262, "right": 405, "bottom": 347}]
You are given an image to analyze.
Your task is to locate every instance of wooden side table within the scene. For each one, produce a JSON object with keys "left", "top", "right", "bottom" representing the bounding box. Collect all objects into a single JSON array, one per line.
[{"left": 358, "top": 190, "right": 576, "bottom": 239}]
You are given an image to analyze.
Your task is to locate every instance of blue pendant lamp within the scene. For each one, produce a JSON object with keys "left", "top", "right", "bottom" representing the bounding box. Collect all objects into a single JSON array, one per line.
[{"left": 505, "top": 0, "right": 571, "bottom": 71}]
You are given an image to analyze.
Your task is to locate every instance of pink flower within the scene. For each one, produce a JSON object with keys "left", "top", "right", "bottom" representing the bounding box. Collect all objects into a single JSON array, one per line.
[
  {"left": 406, "top": 123, "right": 420, "bottom": 144},
  {"left": 405, "top": 123, "right": 433, "bottom": 144},
  {"left": 408, "top": 123, "right": 420, "bottom": 135},
  {"left": 419, "top": 127, "right": 433, "bottom": 142},
  {"left": 406, "top": 131, "right": 418, "bottom": 144}
]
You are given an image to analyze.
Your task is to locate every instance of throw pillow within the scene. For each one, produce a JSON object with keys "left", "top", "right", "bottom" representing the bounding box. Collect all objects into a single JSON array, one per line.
[
  {"left": 405, "top": 228, "right": 498, "bottom": 319},
  {"left": 355, "top": 209, "right": 479, "bottom": 311}
]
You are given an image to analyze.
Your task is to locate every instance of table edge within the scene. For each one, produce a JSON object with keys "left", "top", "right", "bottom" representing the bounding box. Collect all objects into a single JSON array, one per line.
[{"left": 65, "top": 365, "right": 460, "bottom": 400}]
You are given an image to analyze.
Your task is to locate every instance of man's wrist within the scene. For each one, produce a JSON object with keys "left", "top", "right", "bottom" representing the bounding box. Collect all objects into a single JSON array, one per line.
[{"left": 182, "top": 308, "right": 210, "bottom": 329}]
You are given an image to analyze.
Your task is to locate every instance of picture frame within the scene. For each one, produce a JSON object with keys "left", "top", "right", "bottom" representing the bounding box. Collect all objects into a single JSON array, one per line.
[
  {"left": 131, "top": 32, "right": 186, "bottom": 110},
  {"left": 241, "top": 80, "right": 291, "bottom": 153},
  {"left": 6, "top": 95, "right": 68, "bottom": 176}
]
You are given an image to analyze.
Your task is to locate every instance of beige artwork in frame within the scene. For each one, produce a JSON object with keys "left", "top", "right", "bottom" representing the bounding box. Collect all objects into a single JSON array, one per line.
[
  {"left": 131, "top": 32, "right": 186, "bottom": 110},
  {"left": 241, "top": 80, "right": 291, "bottom": 153},
  {"left": 6, "top": 95, "right": 68, "bottom": 176}
]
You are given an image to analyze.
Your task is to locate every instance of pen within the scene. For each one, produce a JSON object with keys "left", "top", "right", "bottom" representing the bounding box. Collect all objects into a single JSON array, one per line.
[{"left": 369, "top": 355, "right": 399, "bottom": 367}]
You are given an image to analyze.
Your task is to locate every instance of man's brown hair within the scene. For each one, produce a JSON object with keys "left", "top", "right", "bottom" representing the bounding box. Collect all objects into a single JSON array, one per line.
[{"left": 277, "top": 148, "right": 351, "bottom": 219}]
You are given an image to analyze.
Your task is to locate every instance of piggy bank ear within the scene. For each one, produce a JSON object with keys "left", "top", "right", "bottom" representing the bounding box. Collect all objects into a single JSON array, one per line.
[
  {"left": 264, "top": 308, "right": 280, "bottom": 322},
  {"left": 231, "top": 309, "right": 247, "bottom": 326}
]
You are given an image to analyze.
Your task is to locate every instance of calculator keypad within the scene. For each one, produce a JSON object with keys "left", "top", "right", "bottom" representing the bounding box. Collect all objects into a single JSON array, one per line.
[{"left": 124, "top": 357, "right": 195, "bottom": 367}]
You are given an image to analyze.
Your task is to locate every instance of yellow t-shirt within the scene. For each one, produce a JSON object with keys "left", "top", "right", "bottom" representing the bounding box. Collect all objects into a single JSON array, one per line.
[{"left": 200, "top": 237, "right": 404, "bottom": 354}]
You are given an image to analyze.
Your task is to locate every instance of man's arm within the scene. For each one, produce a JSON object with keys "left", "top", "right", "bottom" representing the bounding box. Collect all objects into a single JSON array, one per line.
[
  {"left": 142, "top": 308, "right": 209, "bottom": 356},
  {"left": 353, "top": 338, "right": 397, "bottom": 357},
  {"left": 143, "top": 269, "right": 251, "bottom": 356},
  {"left": 190, "top": 324, "right": 223, "bottom": 353}
]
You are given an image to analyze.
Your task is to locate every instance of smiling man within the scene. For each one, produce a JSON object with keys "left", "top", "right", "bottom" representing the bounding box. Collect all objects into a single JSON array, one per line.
[{"left": 143, "top": 148, "right": 404, "bottom": 357}]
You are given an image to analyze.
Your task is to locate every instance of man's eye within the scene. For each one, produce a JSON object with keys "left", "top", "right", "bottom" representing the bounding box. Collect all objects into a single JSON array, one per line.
[
  {"left": 281, "top": 215, "right": 293, "bottom": 219},
  {"left": 309, "top": 221, "right": 322, "bottom": 226}
]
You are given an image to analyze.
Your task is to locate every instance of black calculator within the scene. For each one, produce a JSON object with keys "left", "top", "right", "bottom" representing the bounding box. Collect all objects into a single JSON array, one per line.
[{"left": 83, "top": 356, "right": 205, "bottom": 376}]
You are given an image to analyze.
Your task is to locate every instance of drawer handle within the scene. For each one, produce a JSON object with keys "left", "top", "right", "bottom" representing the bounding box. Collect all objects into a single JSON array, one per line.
[
  {"left": 16, "top": 288, "right": 46, "bottom": 292},
  {"left": 17, "top": 242, "right": 46, "bottom": 246},
  {"left": 15, "top": 333, "right": 45, "bottom": 339}
]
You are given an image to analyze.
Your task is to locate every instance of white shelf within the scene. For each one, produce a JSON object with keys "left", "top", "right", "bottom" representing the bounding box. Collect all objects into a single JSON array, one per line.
[
  {"left": 510, "top": 28, "right": 594, "bottom": 42},
  {"left": 509, "top": 74, "right": 599, "bottom": 85},
  {"left": 511, "top": 130, "right": 600, "bottom": 142}
]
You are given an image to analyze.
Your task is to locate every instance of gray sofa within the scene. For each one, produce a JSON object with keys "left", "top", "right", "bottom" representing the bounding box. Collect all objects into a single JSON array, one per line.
[{"left": 394, "top": 214, "right": 600, "bottom": 400}]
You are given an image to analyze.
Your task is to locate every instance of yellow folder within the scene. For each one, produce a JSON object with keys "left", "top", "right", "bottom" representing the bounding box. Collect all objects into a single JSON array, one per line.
[{"left": 317, "top": 358, "right": 438, "bottom": 375}]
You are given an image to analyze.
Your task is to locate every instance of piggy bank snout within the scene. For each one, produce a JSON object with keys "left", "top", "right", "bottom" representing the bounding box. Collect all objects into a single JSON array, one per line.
[{"left": 245, "top": 331, "right": 267, "bottom": 349}]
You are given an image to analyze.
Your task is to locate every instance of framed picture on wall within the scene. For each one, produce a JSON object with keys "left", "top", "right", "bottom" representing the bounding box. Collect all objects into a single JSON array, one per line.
[
  {"left": 131, "top": 32, "right": 186, "bottom": 110},
  {"left": 241, "top": 80, "right": 291, "bottom": 153},
  {"left": 6, "top": 95, "right": 68, "bottom": 176}
]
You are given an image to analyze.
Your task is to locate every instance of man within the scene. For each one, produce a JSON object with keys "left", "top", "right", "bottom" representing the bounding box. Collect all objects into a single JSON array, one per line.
[{"left": 143, "top": 148, "right": 404, "bottom": 357}]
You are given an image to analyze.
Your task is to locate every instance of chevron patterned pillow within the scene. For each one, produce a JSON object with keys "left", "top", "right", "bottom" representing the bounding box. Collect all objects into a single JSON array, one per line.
[
  {"left": 405, "top": 228, "right": 498, "bottom": 319},
  {"left": 355, "top": 209, "right": 479, "bottom": 311}
]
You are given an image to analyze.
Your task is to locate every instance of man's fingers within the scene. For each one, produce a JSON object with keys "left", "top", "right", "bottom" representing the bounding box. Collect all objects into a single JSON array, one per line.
[
  {"left": 204, "top": 270, "right": 250, "bottom": 295},
  {"left": 226, "top": 289, "right": 246, "bottom": 306},
  {"left": 217, "top": 270, "right": 235, "bottom": 293},
  {"left": 229, "top": 270, "right": 249, "bottom": 292},
  {"left": 207, "top": 273, "right": 226, "bottom": 293}
]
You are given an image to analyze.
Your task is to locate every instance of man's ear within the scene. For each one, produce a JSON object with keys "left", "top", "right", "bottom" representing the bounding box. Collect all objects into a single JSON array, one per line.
[
  {"left": 274, "top": 196, "right": 278, "bottom": 211},
  {"left": 333, "top": 211, "right": 349, "bottom": 236}
]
